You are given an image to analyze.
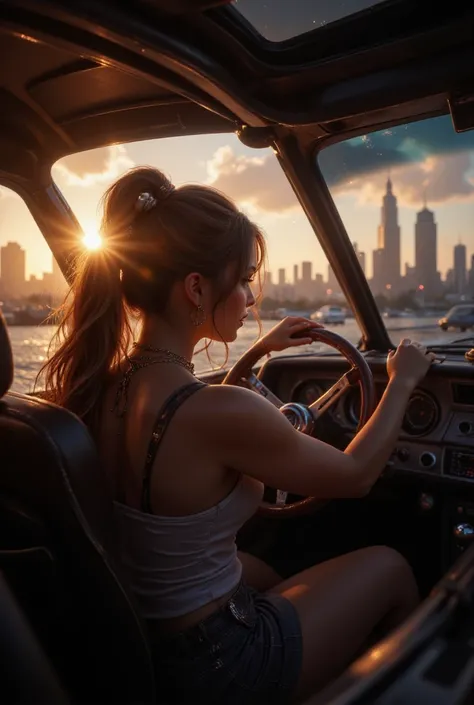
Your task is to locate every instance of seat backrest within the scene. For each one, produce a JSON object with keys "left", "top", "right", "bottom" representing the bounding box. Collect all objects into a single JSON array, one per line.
[{"left": 0, "top": 311, "right": 155, "bottom": 704}]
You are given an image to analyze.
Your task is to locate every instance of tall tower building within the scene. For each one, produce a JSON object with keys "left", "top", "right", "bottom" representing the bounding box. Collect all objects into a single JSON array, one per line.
[
  {"left": 453, "top": 243, "right": 467, "bottom": 295},
  {"left": 301, "top": 261, "right": 312, "bottom": 283},
  {"left": 300, "top": 261, "right": 313, "bottom": 300},
  {"left": 372, "top": 248, "right": 385, "bottom": 294},
  {"left": 414, "top": 201, "right": 437, "bottom": 297},
  {"left": 0, "top": 241, "right": 26, "bottom": 298},
  {"left": 377, "top": 177, "right": 401, "bottom": 291}
]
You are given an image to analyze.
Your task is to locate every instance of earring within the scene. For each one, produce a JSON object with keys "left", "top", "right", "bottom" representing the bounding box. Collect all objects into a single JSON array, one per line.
[{"left": 190, "top": 303, "right": 206, "bottom": 327}]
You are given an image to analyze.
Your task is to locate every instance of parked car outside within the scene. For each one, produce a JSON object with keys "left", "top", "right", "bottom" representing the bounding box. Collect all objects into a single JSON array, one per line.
[
  {"left": 311, "top": 305, "right": 346, "bottom": 325},
  {"left": 438, "top": 304, "right": 474, "bottom": 332}
]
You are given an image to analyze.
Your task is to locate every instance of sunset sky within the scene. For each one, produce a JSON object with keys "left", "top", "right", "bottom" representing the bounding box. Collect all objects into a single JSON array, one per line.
[{"left": 0, "top": 115, "right": 473, "bottom": 284}]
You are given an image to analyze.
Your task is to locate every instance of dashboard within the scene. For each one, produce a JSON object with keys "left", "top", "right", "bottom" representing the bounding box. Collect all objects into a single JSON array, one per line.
[{"left": 259, "top": 353, "right": 474, "bottom": 486}]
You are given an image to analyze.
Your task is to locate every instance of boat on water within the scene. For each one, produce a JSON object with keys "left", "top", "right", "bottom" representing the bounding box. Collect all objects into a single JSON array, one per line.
[{"left": 1, "top": 306, "right": 56, "bottom": 326}]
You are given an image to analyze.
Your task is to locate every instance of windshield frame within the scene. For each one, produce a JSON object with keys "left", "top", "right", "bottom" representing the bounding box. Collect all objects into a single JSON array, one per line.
[{"left": 273, "top": 132, "right": 391, "bottom": 352}]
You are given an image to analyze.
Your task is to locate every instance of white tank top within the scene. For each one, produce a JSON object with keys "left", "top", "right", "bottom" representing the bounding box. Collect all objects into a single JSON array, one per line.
[{"left": 114, "top": 474, "right": 263, "bottom": 619}]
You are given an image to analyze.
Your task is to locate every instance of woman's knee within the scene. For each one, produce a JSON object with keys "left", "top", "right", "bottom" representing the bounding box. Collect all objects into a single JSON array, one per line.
[
  {"left": 362, "top": 545, "right": 419, "bottom": 602},
  {"left": 363, "top": 545, "right": 412, "bottom": 573}
]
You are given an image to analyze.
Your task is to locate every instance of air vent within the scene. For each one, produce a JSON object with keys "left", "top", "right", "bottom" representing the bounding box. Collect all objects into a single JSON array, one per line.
[{"left": 452, "top": 384, "right": 474, "bottom": 405}]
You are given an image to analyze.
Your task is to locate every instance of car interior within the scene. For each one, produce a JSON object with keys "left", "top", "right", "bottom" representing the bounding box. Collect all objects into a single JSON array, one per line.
[{"left": 1, "top": 1, "right": 474, "bottom": 703}]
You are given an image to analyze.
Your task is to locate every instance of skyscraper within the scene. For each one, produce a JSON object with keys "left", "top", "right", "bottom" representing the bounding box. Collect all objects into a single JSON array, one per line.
[
  {"left": 372, "top": 248, "right": 384, "bottom": 294},
  {"left": 300, "top": 261, "right": 313, "bottom": 300},
  {"left": 0, "top": 241, "right": 26, "bottom": 298},
  {"left": 453, "top": 243, "right": 467, "bottom": 295},
  {"left": 301, "top": 261, "right": 312, "bottom": 283},
  {"left": 414, "top": 202, "right": 438, "bottom": 297},
  {"left": 377, "top": 178, "right": 401, "bottom": 292}
]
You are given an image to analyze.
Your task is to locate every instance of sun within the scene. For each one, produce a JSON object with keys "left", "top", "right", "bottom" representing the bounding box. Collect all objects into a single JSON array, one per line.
[{"left": 82, "top": 227, "right": 102, "bottom": 250}]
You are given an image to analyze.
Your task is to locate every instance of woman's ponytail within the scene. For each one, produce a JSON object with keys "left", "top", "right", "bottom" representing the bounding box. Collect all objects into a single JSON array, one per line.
[{"left": 38, "top": 248, "right": 131, "bottom": 432}]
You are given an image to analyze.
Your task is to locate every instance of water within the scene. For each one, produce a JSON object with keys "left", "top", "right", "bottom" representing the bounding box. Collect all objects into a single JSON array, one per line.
[{"left": 8, "top": 317, "right": 457, "bottom": 394}]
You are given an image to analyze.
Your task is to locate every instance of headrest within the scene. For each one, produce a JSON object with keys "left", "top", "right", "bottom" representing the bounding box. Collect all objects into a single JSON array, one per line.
[{"left": 0, "top": 309, "right": 13, "bottom": 398}]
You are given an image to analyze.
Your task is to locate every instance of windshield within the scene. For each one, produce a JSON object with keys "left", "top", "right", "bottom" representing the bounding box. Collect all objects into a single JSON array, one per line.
[
  {"left": 45, "top": 133, "right": 354, "bottom": 380},
  {"left": 318, "top": 115, "right": 474, "bottom": 347},
  {"left": 6, "top": 129, "right": 361, "bottom": 395},
  {"left": 4, "top": 118, "right": 473, "bottom": 396}
]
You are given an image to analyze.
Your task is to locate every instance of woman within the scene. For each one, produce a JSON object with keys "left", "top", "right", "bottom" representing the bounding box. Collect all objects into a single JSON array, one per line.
[{"left": 41, "top": 166, "right": 435, "bottom": 704}]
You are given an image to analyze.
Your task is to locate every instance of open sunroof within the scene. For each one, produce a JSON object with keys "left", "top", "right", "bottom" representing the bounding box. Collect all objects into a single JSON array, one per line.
[{"left": 232, "top": 0, "right": 391, "bottom": 42}]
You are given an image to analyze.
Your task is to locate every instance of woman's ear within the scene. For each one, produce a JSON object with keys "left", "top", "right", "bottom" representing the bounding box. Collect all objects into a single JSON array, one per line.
[{"left": 183, "top": 272, "right": 204, "bottom": 306}]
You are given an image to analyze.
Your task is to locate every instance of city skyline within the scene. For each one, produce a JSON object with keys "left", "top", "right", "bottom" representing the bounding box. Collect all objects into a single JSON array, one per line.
[
  {"left": 266, "top": 178, "right": 473, "bottom": 302},
  {"left": 7, "top": 171, "right": 473, "bottom": 304},
  {"left": 0, "top": 241, "right": 66, "bottom": 301},
  {"left": 0, "top": 123, "right": 472, "bottom": 284}
]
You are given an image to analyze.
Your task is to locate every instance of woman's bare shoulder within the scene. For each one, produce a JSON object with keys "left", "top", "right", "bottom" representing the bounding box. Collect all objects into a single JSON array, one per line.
[
  {"left": 195, "top": 382, "right": 273, "bottom": 414},
  {"left": 190, "top": 382, "right": 291, "bottom": 443}
]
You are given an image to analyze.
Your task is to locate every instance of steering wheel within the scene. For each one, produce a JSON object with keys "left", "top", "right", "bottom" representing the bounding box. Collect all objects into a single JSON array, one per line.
[{"left": 222, "top": 327, "right": 376, "bottom": 517}]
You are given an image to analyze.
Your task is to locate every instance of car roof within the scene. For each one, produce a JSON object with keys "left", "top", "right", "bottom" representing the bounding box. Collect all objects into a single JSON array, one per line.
[{"left": 0, "top": 0, "right": 472, "bottom": 179}]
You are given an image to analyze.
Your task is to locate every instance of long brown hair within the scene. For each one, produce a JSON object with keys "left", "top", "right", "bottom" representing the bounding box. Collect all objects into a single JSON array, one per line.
[{"left": 39, "top": 166, "right": 266, "bottom": 431}]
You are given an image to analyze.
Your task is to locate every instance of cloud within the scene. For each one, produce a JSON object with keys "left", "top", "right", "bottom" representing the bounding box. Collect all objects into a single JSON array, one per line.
[
  {"left": 206, "top": 146, "right": 299, "bottom": 213},
  {"left": 336, "top": 151, "right": 474, "bottom": 207},
  {"left": 206, "top": 117, "right": 474, "bottom": 216},
  {"left": 318, "top": 115, "right": 474, "bottom": 206},
  {"left": 53, "top": 145, "right": 134, "bottom": 187}
]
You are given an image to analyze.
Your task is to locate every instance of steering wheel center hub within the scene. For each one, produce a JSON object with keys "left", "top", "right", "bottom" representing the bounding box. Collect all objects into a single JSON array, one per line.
[{"left": 279, "top": 402, "right": 315, "bottom": 434}]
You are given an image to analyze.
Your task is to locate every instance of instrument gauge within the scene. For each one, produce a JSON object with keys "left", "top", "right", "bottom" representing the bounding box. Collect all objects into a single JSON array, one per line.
[
  {"left": 292, "top": 380, "right": 325, "bottom": 406},
  {"left": 402, "top": 391, "right": 439, "bottom": 436},
  {"left": 344, "top": 388, "right": 361, "bottom": 427}
]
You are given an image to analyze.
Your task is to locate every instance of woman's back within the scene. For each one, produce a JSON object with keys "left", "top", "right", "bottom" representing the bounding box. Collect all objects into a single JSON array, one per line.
[
  {"left": 98, "top": 364, "right": 263, "bottom": 621},
  {"left": 98, "top": 365, "right": 242, "bottom": 517}
]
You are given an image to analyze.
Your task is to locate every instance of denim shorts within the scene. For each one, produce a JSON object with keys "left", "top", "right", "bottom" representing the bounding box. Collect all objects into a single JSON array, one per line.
[{"left": 148, "top": 580, "right": 302, "bottom": 705}]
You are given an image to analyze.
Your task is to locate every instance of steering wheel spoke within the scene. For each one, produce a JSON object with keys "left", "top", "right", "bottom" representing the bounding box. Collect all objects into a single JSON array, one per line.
[
  {"left": 309, "top": 367, "right": 359, "bottom": 420},
  {"left": 239, "top": 372, "right": 283, "bottom": 408}
]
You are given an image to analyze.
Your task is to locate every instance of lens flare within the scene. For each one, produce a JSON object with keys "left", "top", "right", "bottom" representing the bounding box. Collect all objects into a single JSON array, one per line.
[{"left": 82, "top": 228, "right": 102, "bottom": 250}]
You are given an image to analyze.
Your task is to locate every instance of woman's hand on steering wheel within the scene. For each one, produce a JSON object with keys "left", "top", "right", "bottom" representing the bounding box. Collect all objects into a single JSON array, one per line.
[{"left": 257, "top": 316, "right": 323, "bottom": 354}]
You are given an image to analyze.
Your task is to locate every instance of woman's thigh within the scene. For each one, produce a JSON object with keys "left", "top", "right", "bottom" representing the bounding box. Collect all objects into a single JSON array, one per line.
[{"left": 268, "top": 545, "right": 419, "bottom": 702}]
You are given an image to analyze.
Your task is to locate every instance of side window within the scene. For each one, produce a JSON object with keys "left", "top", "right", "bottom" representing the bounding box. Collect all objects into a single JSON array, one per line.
[
  {"left": 53, "top": 134, "right": 362, "bottom": 375},
  {"left": 0, "top": 187, "right": 67, "bottom": 393}
]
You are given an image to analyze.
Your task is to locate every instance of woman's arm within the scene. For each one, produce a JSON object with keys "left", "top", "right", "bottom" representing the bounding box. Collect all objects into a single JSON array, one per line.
[{"left": 204, "top": 340, "right": 434, "bottom": 499}]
